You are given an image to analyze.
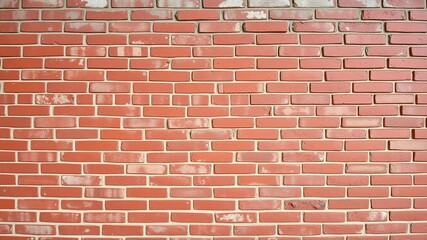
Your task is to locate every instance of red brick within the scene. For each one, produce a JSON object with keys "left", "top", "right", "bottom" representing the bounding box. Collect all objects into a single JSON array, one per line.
[
  {"left": 200, "top": 22, "right": 240, "bottom": 33},
  {"left": 326, "top": 70, "right": 368, "bottom": 81},
  {"left": 176, "top": 10, "right": 220, "bottom": 20},
  {"left": 214, "top": 34, "right": 256, "bottom": 45},
  {"left": 340, "top": 22, "right": 382, "bottom": 33},
  {"left": 224, "top": 10, "right": 267, "bottom": 20},
  {"left": 410, "top": 10, "right": 427, "bottom": 20},
  {"left": 367, "top": 223, "right": 408, "bottom": 234},
  {"left": 305, "top": 212, "right": 345, "bottom": 223},
  {"left": 267, "top": 83, "right": 306, "bottom": 93},
  {"left": 317, "top": 9, "right": 359, "bottom": 19},
  {"left": 344, "top": 58, "right": 385, "bottom": 69},
  {"left": 300, "top": 58, "right": 342, "bottom": 69},
  {"left": 342, "top": 117, "right": 382, "bottom": 128},
  {"left": 257, "top": 34, "right": 298, "bottom": 45},
  {"left": 362, "top": 10, "right": 405, "bottom": 20},
  {"left": 370, "top": 129, "right": 410, "bottom": 139},
  {"left": 244, "top": 22, "right": 287, "bottom": 32},
  {"left": 293, "top": 22, "right": 335, "bottom": 32},
  {"left": 301, "top": 34, "right": 342, "bottom": 44},
  {"left": 0, "top": 10, "right": 39, "bottom": 21},
  {"left": 345, "top": 140, "right": 386, "bottom": 151},
  {"left": 214, "top": 164, "right": 255, "bottom": 174},
  {"left": 235, "top": 225, "right": 276, "bottom": 236},
  {"left": 390, "top": 34, "right": 427, "bottom": 45},
  {"left": 328, "top": 175, "right": 369, "bottom": 186},
  {"left": 240, "top": 199, "right": 280, "bottom": 210},
  {"left": 270, "top": 9, "right": 313, "bottom": 19},
  {"left": 323, "top": 46, "right": 364, "bottom": 57},
  {"left": 338, "top": 0, "right": 380, "bottom": 7},
  {"left": 324, "top": 224, "right": 364, "bottom": 235},
  {"left": 278, "top": 224, "right": 321, "bottom": 235},
  {"left": 0, "top": 0, "right": 19, "bottom": 8},
  {"left": 281, "top": 71, "right": 323, "bottom": 81},
  {"left": 111, "top": 0, "right": 154, "bottom": 7},
  {"left": 383, "top": 0, "right": 425, "bottom": 8},
  {"left": 348, "top": 187, "right": 389, "bottom": 197},
  {"left": 171, "top": 212, "right": 212, "bottom": 223},
  {"left": 329, "top": 199, "right": 369, "bottom": 209}
]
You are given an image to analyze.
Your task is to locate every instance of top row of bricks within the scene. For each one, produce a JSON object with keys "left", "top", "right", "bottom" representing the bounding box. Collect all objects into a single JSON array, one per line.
[{"left": 1, "top": 0, "right": 426, "bottom": 9}]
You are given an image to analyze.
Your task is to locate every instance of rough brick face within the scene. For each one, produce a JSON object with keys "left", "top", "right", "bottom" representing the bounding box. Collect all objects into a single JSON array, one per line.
[{"left": 0, "top": 0, "right": 426, "bottom": 238}]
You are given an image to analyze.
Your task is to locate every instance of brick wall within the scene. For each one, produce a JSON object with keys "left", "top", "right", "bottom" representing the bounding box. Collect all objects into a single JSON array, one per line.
[{"left": 1, "top": 0, "right": 427, "bottom": 239}]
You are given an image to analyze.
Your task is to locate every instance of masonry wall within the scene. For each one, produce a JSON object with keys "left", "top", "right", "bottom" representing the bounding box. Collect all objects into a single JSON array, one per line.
[{"left": 1, "top": 0, "right": 427, "bottom": 239}]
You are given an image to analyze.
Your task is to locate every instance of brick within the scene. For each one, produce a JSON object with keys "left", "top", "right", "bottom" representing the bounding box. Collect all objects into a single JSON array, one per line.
[
  {"left": 65, "top": 22, "right": 106, "bottom": 32},
  {"left": 294, "top": 0, "right": 336, "bottom": 7},
  {"left": 67, "top": 0, "right": 109, "bottom": 8},
  {"left": 386, "top": 22, "right": 427, "bottom": 33},
  {"left": 370, "top": 129, "right": 410, "bottom": 139},
  {"left": 346, "top": 140, "right": 386, "bottom": 151},
  {"left": 235, "top": 225, "right": 276, "bottom": 235},
  {"left": 345, "top": 34, "right": 386, "bottom": 44},
  {"left": 323, "top": 46, "right": 364, "bottom": 57},
  {"left": 214, "top": 34, "right": 255, "bottom": 45},
  {"left": 279, "top": 224, "right": 322, "bottom": 235},
  {"left": 86, "top": 10, "right": 127, "bottom": 21},
  {"left": 328, "top": 176, "right": 369, "bottom": 186},
  {"left": 176, "top": 10, "right": 220, "bottom": 20},
  {"left": 301, "top": 34, "right": 342, "bottom": 44},
  {"left": 154, "top": 22, "right": 195, "bottom": 33},
  {"left": 281, "top": 71, "right": 323, "bottom": 81},
  {"left": 397, "top": 83, "right": 427, "bottom": 92},
  {"left": 367, "top": 223, "right": 408, "bottom": 234},
  {"left": 46, "top": 58, "right": 85, "bottom": 69},
  {"left": 362, "top": 10, "right": 405, "bottom": 20},
  {"left": 21, "top": 22, "right": 63, "bottom": 32},
  {"left": 389, "top": 58, "right": 427, "bottom": 69},
  {"left": 199, "top": 22, "right": 240, "bottom": 33},
  {"left": 0, "top": 10, "right": 39, "bottom": 20},
  {"left": 329, "top": 199, "right": 369, "bottom": 209},
  {"left": 172, "top": 212, "right": 212, "bottom": 223},
  {"left": 339, "top": 22, "right": 382, "bottom": 32},
  {"left": 383, "top": 0, "right": 425, "bottom": 8},
  {"left": 411, "top": 47, "right": 427, "bottom": 57},
  {"left": 87, "top": 34, "right": 127, "bottom": 45},
  {"left": 3, "top": 58, "right": 43, "bottom": 69},
  {"left": 339, "top": 0, "right": 380, "bottom": 7},
  {"left": 0, "top": 0, "right": 19, "bottom": 8},
  {"left": 300, "top": 58, "right": 342, "bottom": 69},
  {"left": 111, "top": 0, "right": 154, "bottom": 7},
  {"left": 249, "top": 0, "right": 290, "bottom": 7},
  {"left": 0, "top": 23, "right": 18, "bottom": 33},
  {"left": 243, "top": 22, "right": 288, "bottom": 32},
  {"left": 158, "top": 0, "right": 199, "bottom": 8},
  {"left": 132, "top": 10, "right": 172, "bottom": 20},
  {"left": 305, "top": 212, "right": 345, "bottom": 223},
  {"left": 390, "top": 34, "right": 427, "bottom": 45},
  {"left": 384, "top": 117, "right": 424, "bottom": 128},
  {"left": 129, "top": 34, "right": 169, "bottom": 45},
  {"left": 326, "top": 70, "right": 368, "bottom": 81},
  {"left": 316, "top": 9, "right": 359, "bottom": 19},
  {"left": 327, "top": 129, "right": 367, "bottom": 139},
  {"left": 324, "top": 224, "right": 364, "bottom": 235},
  {"left": 293, "top": 22, "right": 336, "bottom": 32},
  {"left": 344, "top": 58, "right": 385, "bottom": 69},
  {"left": 224, "top": 10, "right": 268, "bottom": 20},
  {"left": 172, "top": 35, "right": 211, "bottom": 45},
  {"left": 271, "top": 10, "right": 312, "bottom": 20},
  {"left": 410, "top": 10, "right": 427, "bottom": 20}
]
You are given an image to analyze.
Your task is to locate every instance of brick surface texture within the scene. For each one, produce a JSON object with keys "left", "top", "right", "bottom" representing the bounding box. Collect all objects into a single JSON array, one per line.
[{"left": 0, "top": 0, "right": 427, "bottom": 239}]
